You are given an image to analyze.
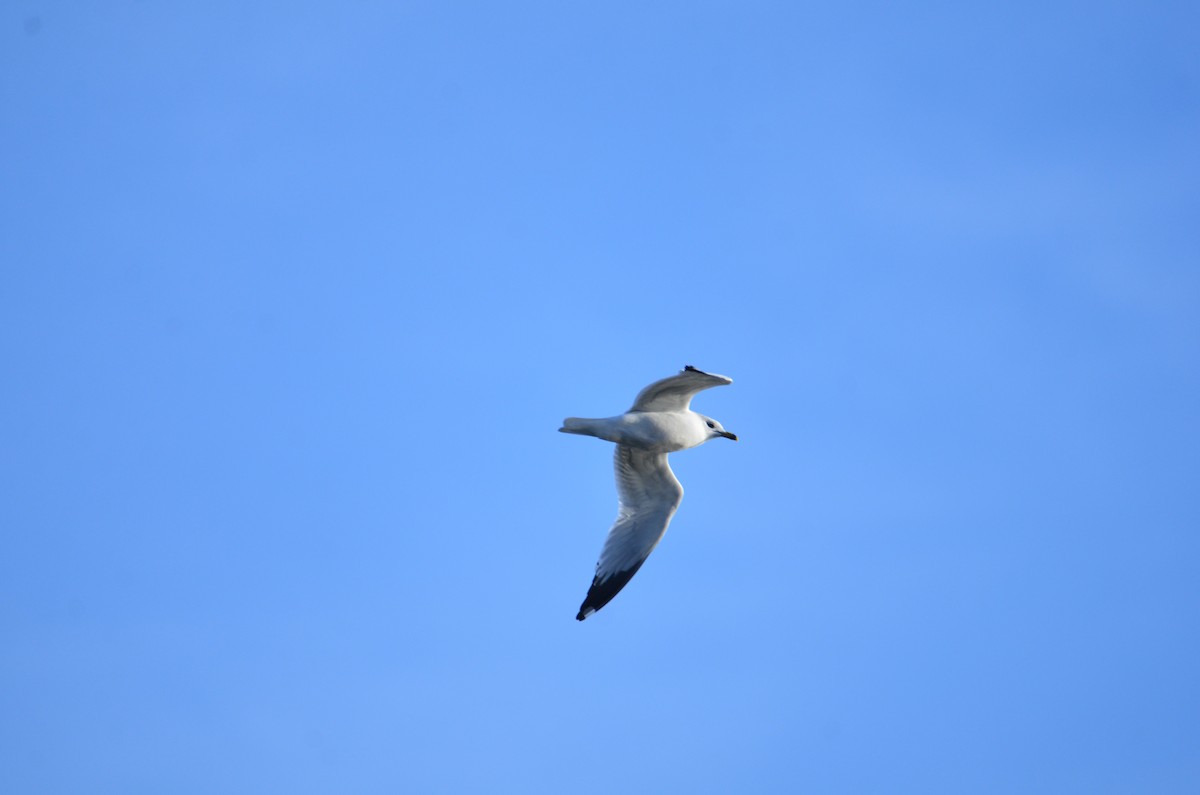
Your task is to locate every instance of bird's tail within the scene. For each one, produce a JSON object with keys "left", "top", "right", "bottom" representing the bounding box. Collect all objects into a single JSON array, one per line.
[{"left": 559, "top": 417, "right": 599, "bottom": 436}]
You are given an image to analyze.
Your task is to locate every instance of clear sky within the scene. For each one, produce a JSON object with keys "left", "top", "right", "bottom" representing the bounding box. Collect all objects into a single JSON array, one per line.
[{"left": 3, "top": 2, "right": 1198, "bottom": 793}]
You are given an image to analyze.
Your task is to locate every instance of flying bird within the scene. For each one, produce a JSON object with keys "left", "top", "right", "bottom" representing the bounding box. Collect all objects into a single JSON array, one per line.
[{"left": 560, "top": 365, "right": 738, "bottom": 620}]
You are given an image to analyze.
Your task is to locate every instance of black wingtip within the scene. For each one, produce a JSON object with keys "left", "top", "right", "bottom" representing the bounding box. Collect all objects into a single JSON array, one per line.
[
  {"left": 575, "top": 566, "right": 644, "bottom": 622},
  {"left": 684, "top": 364, "right": 698, "bottom": 372}
]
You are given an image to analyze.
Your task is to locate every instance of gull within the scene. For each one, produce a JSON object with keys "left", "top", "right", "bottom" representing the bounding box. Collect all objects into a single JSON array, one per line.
[{"left": 560, "top": 365, "right": 738, "bottom": 621}]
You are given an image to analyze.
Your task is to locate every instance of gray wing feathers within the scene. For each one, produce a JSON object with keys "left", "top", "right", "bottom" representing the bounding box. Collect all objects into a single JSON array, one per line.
[
  {"left": 593, "top": 446, "right": 683, "bottom": 579},
  {"left": 629, "top": 365, "right": 733, "bottom": 412}
]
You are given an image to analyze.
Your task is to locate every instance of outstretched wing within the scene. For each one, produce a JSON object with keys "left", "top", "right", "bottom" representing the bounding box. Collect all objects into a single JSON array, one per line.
[
  {"left": 576, "top": 446, "right": 684, "bottom": 620},
  {"left": 629, "top": 365, "right": 733, "bottom": 412}
]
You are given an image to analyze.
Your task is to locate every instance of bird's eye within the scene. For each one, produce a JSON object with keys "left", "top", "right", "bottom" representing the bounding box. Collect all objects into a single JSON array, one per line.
[{"left": 706, "top": 421, "right": 715, "bottom": 428}]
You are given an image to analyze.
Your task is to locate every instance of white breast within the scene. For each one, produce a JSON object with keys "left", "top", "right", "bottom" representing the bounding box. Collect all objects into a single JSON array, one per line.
[{"left": 614, "top": 411, "right": 707, "bottom": 452}]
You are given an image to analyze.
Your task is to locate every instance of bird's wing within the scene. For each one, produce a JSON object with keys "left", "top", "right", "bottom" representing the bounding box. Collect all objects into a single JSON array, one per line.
[
  {"left": 629, "top": 365, "right": 733, "bottom": 412},
  {"left": 576, "top": 445, "right": 684, "bottom": 620}
]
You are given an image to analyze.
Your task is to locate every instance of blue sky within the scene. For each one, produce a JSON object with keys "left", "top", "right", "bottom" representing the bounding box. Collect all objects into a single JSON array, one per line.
[{"left": 2, "top": 2, "right": 1198, "bottom": 792}]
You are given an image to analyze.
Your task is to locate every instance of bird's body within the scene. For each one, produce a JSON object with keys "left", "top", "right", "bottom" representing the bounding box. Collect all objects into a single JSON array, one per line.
[
  {"left": 559, "top": 410, "right": 712, "bottom": 452},
  {"left": 560, "top": 366, "right": 737, "bottom": 621}
]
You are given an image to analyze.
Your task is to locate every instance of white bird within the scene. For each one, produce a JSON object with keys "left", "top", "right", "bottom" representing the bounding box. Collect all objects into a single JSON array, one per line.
[{"left": 560, "top": 365, "right": 738, "bottom": 621}]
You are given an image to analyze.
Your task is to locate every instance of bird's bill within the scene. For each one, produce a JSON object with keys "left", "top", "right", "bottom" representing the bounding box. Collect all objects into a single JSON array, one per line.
[{"left": 719, "top": 431, "right": 739, "bottom": 441}]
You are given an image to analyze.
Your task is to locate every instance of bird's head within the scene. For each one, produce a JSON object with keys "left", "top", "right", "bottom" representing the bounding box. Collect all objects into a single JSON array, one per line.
[{"left": 701, "top": 415, "right": 738, "bottom": 442}]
